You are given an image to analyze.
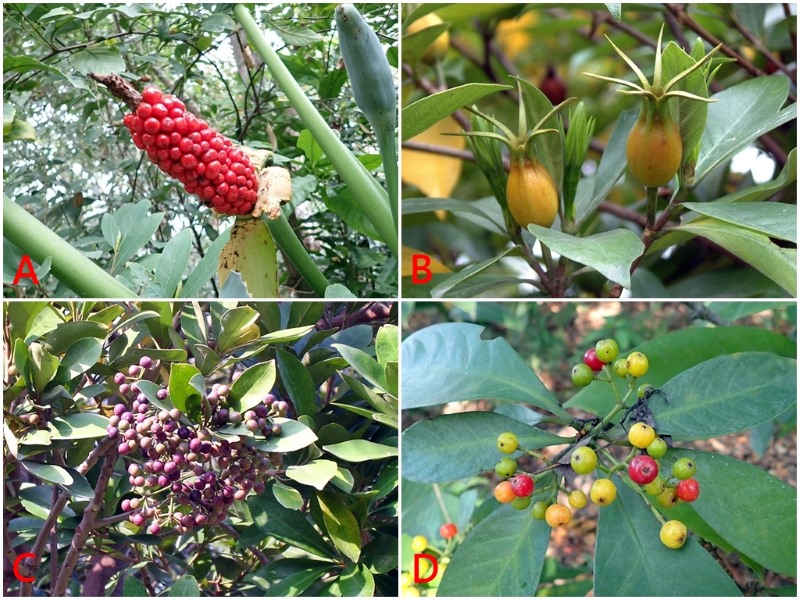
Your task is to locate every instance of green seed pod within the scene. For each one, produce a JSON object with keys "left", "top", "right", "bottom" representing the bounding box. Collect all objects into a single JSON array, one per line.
[{"left": 335, "top": 4, "right": 396, "bottom": 134}]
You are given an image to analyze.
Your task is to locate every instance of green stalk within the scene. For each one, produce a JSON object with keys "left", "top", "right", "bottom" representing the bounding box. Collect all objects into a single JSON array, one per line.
[
  {"left": 265, "top": 214, "right": 330, "bottom": 296},
  {"left": 4, "top": 197, "right": 136, "bottom": 298},
  {"left": 234, "top": 4, "right": 397, "bottom": 256},
  {"left": 377, "top": 127, "right": 398, "bottom": 228}
]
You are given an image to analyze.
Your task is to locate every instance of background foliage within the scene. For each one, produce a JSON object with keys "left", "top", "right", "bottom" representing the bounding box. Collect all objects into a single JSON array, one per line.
[{"left": 3, "top": 3, "right": 398, "bottom": 298}]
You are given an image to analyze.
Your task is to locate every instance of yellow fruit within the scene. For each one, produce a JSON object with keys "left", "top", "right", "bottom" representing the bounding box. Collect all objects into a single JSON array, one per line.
[
  {"left": 406, "top": 13, "right": 449, "bottom": 63},
  {"left": 590, "top": 478, "right": 617, "bottom": 506},
  {"left": 545, "top": 503, "right": 572, "bottom": 527},
  {"left": 626, "top": 108, "right": 682, "bottom": 187},
  {"left": 495, "top": 12, "right": 538, "bottom": 60},
  {"left": 568, "top": 489, "right": 587, "bottom": 509},
  {"left": 660, "top": 519, "right": 688, "bottom": 549},
  {"left": 506, "top": 156, "right": 558, "bottom": 228},
  {"left": 410, "top": 535, "right": 428, "bottom": 553},
  {"left": 628, "top": 422, "right": 656, "bottom": 449},
  {"left": 401, "top": 117, "right": 464, "bottom": 206}
]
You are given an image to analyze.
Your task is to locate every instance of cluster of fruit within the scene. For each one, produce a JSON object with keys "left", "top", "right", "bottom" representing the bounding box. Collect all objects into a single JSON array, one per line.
[
  {"left": 493, "top": 339, "right": 700, "bottom": 549},
  {"left": 106, "top": 357, "right": 285, "bottom": 534},
  {"left": 571, "top": 338, "right": 649, "bottom": 386},
  {"left": 122, "top": 86, "right": 259, "bottom": 215}
]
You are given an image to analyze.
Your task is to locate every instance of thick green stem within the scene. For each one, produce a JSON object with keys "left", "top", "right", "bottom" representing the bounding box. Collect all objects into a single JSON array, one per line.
[
  {"left": 377, "top": 127, "right": 398, "bottom": 228},
  {"left": 3, "top": 197, "right": 136, "bottom": 298},
  {"left": 234, "top": 5, "right": 398, "bottom": 256},
  {"left": 265, "top": 214, "right": 330, "bottom": 296}
]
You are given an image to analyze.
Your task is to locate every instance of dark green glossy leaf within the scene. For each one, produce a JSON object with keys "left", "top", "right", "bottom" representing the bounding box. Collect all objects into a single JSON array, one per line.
[
  {"left": 277, "top": 349, "right": 318, "bottom": 416},
  {"left": 229, "top": 360, "right": 276, "bottom": 414},
  {"left": 168, "top": 363, "right": 204, "bottom": 418},
  {"left": 316, "top": 491, "right": 361, "bottom": 562},
  {"left": 247, "top": 417, "right": 317, "bottom": 453},
  {"left": 168, "top": 575, "right": 200, "bottom": 596},
  {"left": 323, "top": 440, "right": 398, "bottom": 462},
  {"left": 286, "top": 459, "right": 338, "bottom": 490},
  {"left": 47, "top": 413, "right": 109, "bottom": 440},
  {"left": 339, "top": 563, "right": 374, "bottom": 596}
]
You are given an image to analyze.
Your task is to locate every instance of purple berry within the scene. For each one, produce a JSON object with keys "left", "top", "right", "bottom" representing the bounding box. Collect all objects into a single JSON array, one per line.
[
  {"left": 118, "top": 443, "right": 130, "bottom": 455},
  {"left": 189, "top": 490, "right": 202, "bottom": 503},
  {"left": 264, "top": 393, "right": 277, "bottom": 405},
  {"left": 157, "top": 475, "right": 169, "bottom": 487},
  {"left": 134, "top": 476, "right": 146, "bottom": 487},
  {"left": 148, "top": 522, "right": 160, "bottom": 534},
  {"left": 164, "top": 461, "right": 178, "bottom": 475},
  {"left": 128, "top": 365, "right": 142, "bottom": 377},
  {"left": 139, "top": 356, "right": 154, "bottom": 369},
  {"left": 114, "top": 372, "right": 126, "bottom": 385},
  {"left": 178, "top": 426, "right": 191, "bottom": 439},
  {"left": 169, "top": 408, "right": 181, "bottom": 421},
  {"left": 255, "top": 405, "right": 268, "bottom": 419},
  {"left": 180, "top": 515, "right": 195, "bottom": 528},
  {"left": 107, "top": 426, "right": 119, "bottom": 439},
  {"left": 189, "top": 438, "right": 203, "bottom": 452},
  {"left": 156, "top": 388, "right": 168, "bottom": 400},
  {"left": 130, "top": 513, "right": 145, "bottom": 526},
  {"left": 114, "top": 404, "right": 126, "bottom": 417},
  {"left": 229, "top": 412, "right": 242, "bottom": 424},
  {"left": 245, "top": 419, "right": 259, "bottom": 432},
  {"left": 121, "top": 499, "right": 132, "bottom": 511},
  {"left": 195, "top": 513, "right": 208, "bottom": 525},
  {"left": 234, "top": 489, "right": 246, "bottom": 501},
  {"left": 119, "top": 384, "right": 130, "bottom": 395}
]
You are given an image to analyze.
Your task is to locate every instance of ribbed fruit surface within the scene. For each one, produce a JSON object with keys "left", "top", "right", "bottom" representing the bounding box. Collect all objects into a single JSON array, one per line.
[{"left": 123, "top": 86, "right": 258, "bottom": 215}]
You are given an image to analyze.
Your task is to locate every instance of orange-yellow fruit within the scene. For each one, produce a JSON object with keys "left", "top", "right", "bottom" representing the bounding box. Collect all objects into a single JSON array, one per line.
[
  {"left": 545, "top": 503, "right": 572, "bottom": 527},
  {"left": 406, "top": 13, "right": 449, "bottom": 63},
  {"left": 494, "top": 480, "right": 516, "bottom": 504},
  {"left": 506, "top": 157, "right": 558, "bottom": 228},
  {"left": 626, "top": 109, "right": 682, "bottom": 187}
]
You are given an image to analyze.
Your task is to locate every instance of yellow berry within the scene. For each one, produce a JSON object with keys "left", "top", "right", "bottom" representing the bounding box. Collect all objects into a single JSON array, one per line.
[
  {"left": 628, "top": 422, "right": 656, "bottom": 449},
  {"left": 590, "top": 478, "right": 617, "bottom": 506},
  {"left": 660, "top": 520, "right": 688, "bottom": 549},
  {"left": 410, "top": 535, "right": 428, "bottom": 554},
  {"left": 568, "top": 489, "right": 587, "bottom": 509},
  {"left": 545, "top": 503, "right": 572, "bottom": 527}
]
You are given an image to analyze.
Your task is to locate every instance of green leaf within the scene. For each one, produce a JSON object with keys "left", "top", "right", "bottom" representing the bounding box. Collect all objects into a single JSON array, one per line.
[
  {"left": 168, "top": 575, "right": 200, "bottom": 596},
  {"left": 273, "top": 480, "right": 304, "bottom": 510},
  {"left": 324, "top": 283, "right": 358, "bottom": 299},
  {"left": 103, "top": 201, "right": 164, "bottom": 275},
  {"left": 524, "top": 225, "right": 644, "bottom": 290},
  {"left": 48, "top": 413, "right": 109, "bottom": 440},
  {"left": 29, "top": 342, "right": 60, "bottom": 396},
  {"left": 57, "top": 337, "right": 102, "bottom": 381},
  {"left": 438, "top": 504, "right": 550, "bottom": 596},
  {"left": 247, "top": 417, "right": 318, "bottom": 453},
  {"left": 277, "top": 350, "right": 318, "bottom": 416},
  {"left": 669, "top": 449, "right": 796, "bottom": 577},
  {"left": 402, "top": 412, "right": 568, "bottom": 483},
  {"left": 402, "top": 83, "right": 512, "bottom": 141},
  {"left": 55, "top": 466, "right": 94, "bottom": 500},
  {"left": 339, "top": 563, "right": 375, "bottom": 597},
  {"left": 229, "top": 360, "right": 276, "bottom": 414},
  {"left": 155, "top": 229, "right": 192, "bottom": 297},
  {"left": 430, "top": 247, "right": 521, "bottom": 298},
  {"left": 402, "top": 198, "right": 505, "bottom": 234},
  {"left": 332, "top": 343, "right": 387, "bottom": 392},
  {"left": 517, "top": 76, "right": 565, "bottom": 194},
  {"left": 249, "top": 487, "right": 334, "bottom": 558},
  {"left": 217, "top": 306, "right": 260, "bottom": 354},
  {"left": 168, "top": 363, "right": 205, "bottom": 418},
  {"left": 21, "top": 461, "right": 73, "bottom": 485},
  {"left": 595, "top": 475, "right": 742, "bottom": 595},
  {"left": 68, "top": 46, "right": 125, "bottom": 75},
  {"left": 661, "top": 41, "right": 709, "bottom": 163},
  {"left": 316, "top": 491, "right": 362, "bottom": 562},
  {"left": 375, "top": 324, "right": 398, "bottom": 368},
  {"left": 654, "top": 353, "right": 796, "bottom": 439},
  {"left": 568, "top": 326, "right": 796, "bottom": 415},
  {"left": 576, "top": 109, "right": 637, "bottom": 223},
  {"left": 679, "top": 217, "right": 796, "bottom": 296},
  {"left": 323, "top": 440, "right": 398, "bottom": 462},
  {"left": 180, "top": 228, "right": 231, "bottom": 297},
  {"left": 123, "top": 575, "right": 148, "bottom": 596},
  {"left": 683, "top": 201, "right": 796, "bottom": 243},
  {"left": 44, "top": 320, "right": 108, "bottom": 355},
  {"left": 286, "top": 459, "right": 339, "bottom": 490},
  {"left": 401, "top": 322, "right": 568, "bottom": 419},
  {"left": 252, "top": 560, "right": 332, "bottom": 597},
  {"left": 696, "top": 76, "right": 796, "bottom": 182}
]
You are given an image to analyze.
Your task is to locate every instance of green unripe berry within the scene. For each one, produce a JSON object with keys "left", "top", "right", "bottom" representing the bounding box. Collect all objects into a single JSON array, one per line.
[
  {"left": 495, "top": 457, "right": 517, "bottom": 478},
  {"left": 512, "top": 495, "right": 532, "bottom": 510},
  {"left": 570, "top": 446, "right": 598, "bottom": 475},
  {"left": 496, "top": 432, "right": 519, "bottom": 454},
  {"left": 612, "top": 358, "right": 628, "bottom": 378},
  {"left": 571, "top": 363, "right": 594, "bottom": 387},
  {"left": 595, "top": 339, "right": 620, "bottom": 362},
  {"left": 637, "top": 383, "right": 654, "bottom": 398},
  {"left": 644, "top": 473, "right": 666, "bottom": 496},
  {"left": 672, "top": 457, "right": 697, "bottom": 480},
  {"left": 531, "top": 501, "right": 549, "bottom": 520},
  {"left": 568, "top": 489, "right": 587, "bottom": 509},
  {"left": 646, "top": 438, "right": 668, "bottom": 459}
]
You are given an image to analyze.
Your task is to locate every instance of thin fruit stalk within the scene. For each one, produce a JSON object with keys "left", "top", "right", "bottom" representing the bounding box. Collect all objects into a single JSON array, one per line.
[
  {"left": 123, "top": 86, "right": 258, "bottom": 215},
  {"left": 335, "top": 3, "right": 398, "bottom": 226}
]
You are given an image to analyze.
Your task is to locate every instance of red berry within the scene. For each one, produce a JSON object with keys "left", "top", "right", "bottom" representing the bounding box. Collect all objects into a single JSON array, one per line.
[
  {"left": 143, "top": 118, "right": 160, "bottom": 135},
  {"left": 439, "top": 523, "right": 458, "bottom": 539},
  {"left": 676, "top": 478, "right": 700, "bottom": 502},
  {"left": 510, "top": 474, "right": 535, "bottom": 497},
  {"left": 628, "top": 454, "right": 659, "bottom": 485},
  {"left": 151, "top": 103, "right": 169, "bottom": 120},
  {"left": 583, "top": 348, "right": 605, "bottom": 371},
  {"left": 136, "top": 103, "right": 153, "bottom": 120}
]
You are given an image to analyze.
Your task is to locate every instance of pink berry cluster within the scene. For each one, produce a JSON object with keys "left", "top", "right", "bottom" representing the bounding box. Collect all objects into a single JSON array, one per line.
[
  {"left": 122, "top": 86, "right": 258, "bottom": 216},
  {"left": 107, "top": 357, "right": 288, "bottom": 534}
]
